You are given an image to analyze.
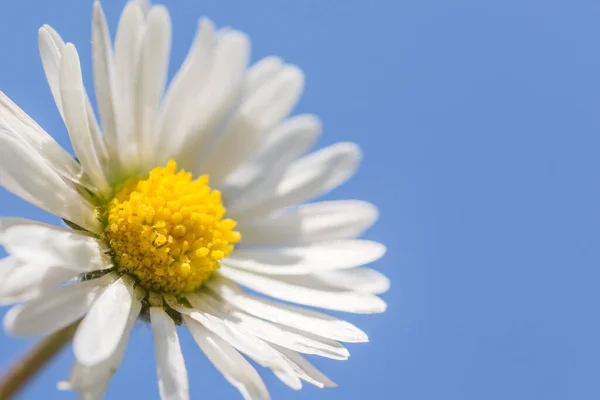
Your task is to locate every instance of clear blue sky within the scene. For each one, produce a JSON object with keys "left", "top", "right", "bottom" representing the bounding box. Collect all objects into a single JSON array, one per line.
[{"left": 1, "top": 0, "right": 600, "bottom": 399}]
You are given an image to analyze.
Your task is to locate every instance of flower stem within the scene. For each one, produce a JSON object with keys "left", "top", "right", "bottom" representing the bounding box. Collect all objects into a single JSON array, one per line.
[{"left": 0, "top": 322, "right": 79, "bottom": 399}]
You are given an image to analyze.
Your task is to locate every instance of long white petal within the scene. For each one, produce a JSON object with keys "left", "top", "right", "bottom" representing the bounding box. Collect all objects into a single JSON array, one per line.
[
  {"left": 150, "top": 307, "right": 189, "bottom": 400},
  {"left": 205, "top": 277, "right": 368, "bottom": 342},
  {"left": 203, "top": 293, "right": 348, "bottom": 360},
  {"left": 39, "top": 25, "right": 108, "bottom": 181},
  {"left": 38, "top": 25, "right": 66, "bottom": 119},
  {"left": 200, "top": 65, "right": 304, "bottom": 186},
  {"left": 189, "top": 297, "right": 302, "bottom": 391},
  {"left": 264, "top": 346, "right": 324, "bottom": 389},
  {"left": 185, "top": 317, "right": 270, "bottom": 400},
  {"left": 271, "top": 345, "right": 336, "bottom": 388},
  {"left": 222, "top": 115, "right": 320, "bottom": 204},
  {"left": 272, "top": 370, "right": 302, "bottom": 391},
  {"left": 240, "top": 65, "right": 304, "bottom": 133},
  {"left": 313, "top": 268, "right": 391, "bottom": 295},
  {"left": 0, "top": 217, "right": 90, "bottom": 239},
  {"left": 60, "top": 44, "right": 110, "bottom": 194},
  {"left": 0, "top": 89, "right": 85, "bottom": 186},
  {"left": 237, "top": 200, "right": 378, "bottom": 245},
  {"left": 224, "top": 240, "right": 385, "bottom": 275},
  {"left": 184, "top": 304, "right": 304, "bottom": 390},
  {"left": 218, "top": 268, "right": 386, "bottom": 314},
  {"left": 58, "top": 378, "right": 108, "bottom": 400},
  {"left": 136, "top": 6, "right": 171, "bottom": 171},
  {"left": 0, "top": 257, "right": 21, "bottom": 283},
  {"left": 0, "top": 257, "right": 75, "bottom": 305},
  {"left": 60, "top": 286, "right": 142, "bottom": 397},
  {"left": 0, "top": 132, "right": 100, "bottom": 233},
  {"left": 134, "top": 0, "right": 151, "bottom": 13},
  {"left": 42, "top": 23, "right": 66, "bottom": 61},
  {"left": 168, "top": 297, "right": 279, "bottom": 366},
  {"left": 243, "top": 56, "right": 283, "bottom": 95},
  {"left": 114, "top": 0, "right": 145, "bottom": 171},
  {"left": 74, "top": 277, "right": 136, "bottom": 367},
  {"left": 228, "top": 142, "right": 361, "bottom": 219},
  {"left": 4, "top": 274, "right": 115, "bottom": 337},
  {"left": 85, "top": 98, "right": 110, "bottom": 179},
  {"left": 167, "top": 296, "right": 297, "bottom": 385},
  {"left": 91, "top": 1, "right": 118, "bottom": 157},
  {"left": 155, "top": 18, "right": 214, "bottom": 166},
  {"left": 176, "top": 31, "right": 250, "bottom": 173},
  {"left": 0, "top": 224, "right": 108, "bottom": 271}
]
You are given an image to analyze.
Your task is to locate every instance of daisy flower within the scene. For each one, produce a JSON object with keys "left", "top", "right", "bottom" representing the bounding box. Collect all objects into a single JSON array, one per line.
[{"left": 0, "top": 1, "right": 389, "bottom": 399}]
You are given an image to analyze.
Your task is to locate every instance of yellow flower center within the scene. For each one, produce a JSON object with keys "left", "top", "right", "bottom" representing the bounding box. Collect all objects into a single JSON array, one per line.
[{"left": 104, "top": 160, "right": 240, "bottom": 294}]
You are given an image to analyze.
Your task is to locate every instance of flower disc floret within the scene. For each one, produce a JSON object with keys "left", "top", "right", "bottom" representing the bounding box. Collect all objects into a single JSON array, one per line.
[{"left": 104, "top": 160, "right": 240, "bottom": 294}]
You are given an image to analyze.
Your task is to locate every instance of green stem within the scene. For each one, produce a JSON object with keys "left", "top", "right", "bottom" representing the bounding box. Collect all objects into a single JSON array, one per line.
[{"left": 0, "top": 322, "right": 78, "bottom": 399}]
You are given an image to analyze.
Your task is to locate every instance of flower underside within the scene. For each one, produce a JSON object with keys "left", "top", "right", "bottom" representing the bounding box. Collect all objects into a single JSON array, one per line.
[{"left": 103, "top": 160, "right": 240, "bottom": 294}]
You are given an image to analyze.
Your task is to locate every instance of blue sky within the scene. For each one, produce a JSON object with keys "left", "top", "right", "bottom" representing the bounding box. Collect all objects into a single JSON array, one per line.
[{"left": 1, "top": 0, "right": 600, "bottom": 399}]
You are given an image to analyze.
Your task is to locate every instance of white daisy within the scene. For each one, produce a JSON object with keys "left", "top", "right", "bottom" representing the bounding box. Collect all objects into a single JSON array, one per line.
[{"left": 0, "top": 1, "right": 389, "bottom": 399}]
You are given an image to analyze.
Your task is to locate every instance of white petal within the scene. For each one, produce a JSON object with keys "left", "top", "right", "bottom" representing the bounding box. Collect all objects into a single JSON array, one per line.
[
  {"left": 222, "top": 115, "right": 320, "bottom": 203},
  {"left": 0, "top": 89, "right": 85, "bottom": 185},
  {"left": 176, "top": 31, "right": 250, "bottom": 173},
  {"left": 191, "top": 295, "right": 303, "bottom": 391},
  {"left": 155, "top": 18, "right": 215, "bottom": 166},
  {"left": 150, "top": 307, "right": 189, "bottom": 400},
  {"left": 59, "top": 378, "right": 108, "bottom": 400},
  {"left": 167, "top": 296, "right": 297, "bottom": 384},
  {"left": 38, "top": 25, "right": 66, "bottom": 119},
  {"left": 240, "top": 65, "right": 304, "bottom": 132},
  {"left": 91, "top": 1, "right": 118, "bottom": 157},
  {"left": 0, "top": 217, "right": 86, "bottom": 238},
  {"left": 0, "top": 256, "right": 21, "bottom": 282},
  {"left": 267, "top": 346, "right": 323, "bottom": 389},
  {"left": 169, "top": 297, "right": 278, "bottom": 366},
  {"left": 1, "top": 224, "right": 108, "bottom": 272},
  {"left": 218, "top": 268, "right": 387, "bottom": 314},
  {"left": 4, "top": 274, "right": 115, "bottom": 337},
  {"left": 0, "top": 132, "right": 100, "bottom": 233},
  {"left": 272, "top": 369, "right": 302, "bottom": 391},
  {"left": 134, "top": 0, "right": 151, "bottom": 13},
  {"left": 228, "top": 142, "right": 361, "bottom": 219},
  {"left": 225, "top": 240, "right": 386, "bottom": 275},
  {"left": 243, "top": 56, "right": 284, "bottom": 94},
  {"left": 80, "top": 385, "right": 107, "bottom": 400},
  {"left": 271, "top": 345, "right": 336, "bottom": 388},
  {"left": 0, "top": 257, "right": 75, "bottom": 305},
  {"left": 39, "top": 26, "right": 108, "bottom": 180},
  {"left": 200, "top": 65, "right": 304, "bottom": 186},
  {"left": 85, "top": 96, "right": 110, "bottom": 178},
  {"left": 114, "top": 1, "right": 145, "bottom": 171},
  {"left": 61, "top": 287, "right": 141, "bottom": 396},
  {"left": 313, "top": 268, "right": 391, "bottom": 295},
  {"left": 136, "top": 6, "right": 171, "bottom": 171},
  {"left": 60, "top": 44, "right": 110, "bottom": 193},
  {"left": 42, "top": 23, "right": 66, "bottom": 56},
  {"left": 74, "top": 277, "right": 136, "bottom": 367},
  {"left": 237, "top": 200, "right": 378, "bottom": 245},
  {"left": 205, "top": 277, "right": 368, "bottom": 342},
  {"left": 185, "top": 317, "right": 270, "bottom": 400},
  {"left": 205, "top": 294, "right": 349, "bottom": 360}
]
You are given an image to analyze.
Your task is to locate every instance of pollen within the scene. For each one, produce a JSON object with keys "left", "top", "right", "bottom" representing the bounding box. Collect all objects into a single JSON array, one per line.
[{"left": 104, "top": 160, "right": 241, "bottom": 294}]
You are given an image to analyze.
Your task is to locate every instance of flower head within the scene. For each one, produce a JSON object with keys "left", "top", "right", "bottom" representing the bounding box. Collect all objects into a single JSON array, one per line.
[{"left": 0, "top": 1, "right": 389, "bottom": 398}]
